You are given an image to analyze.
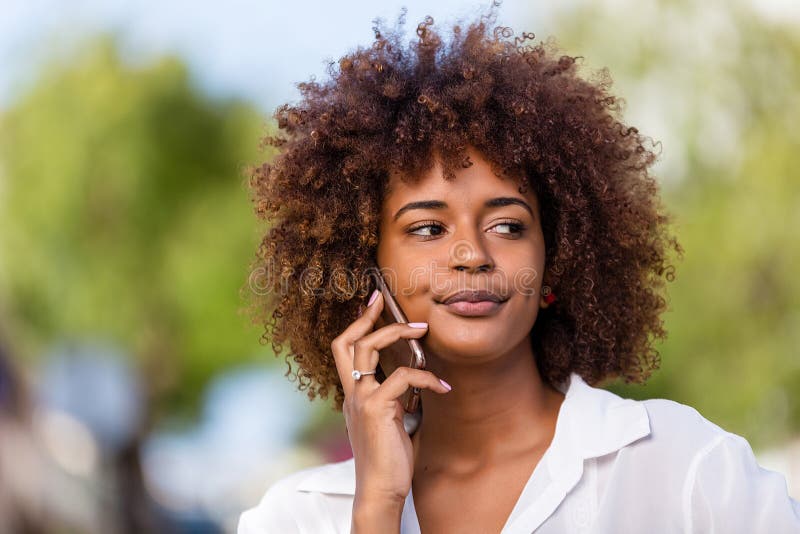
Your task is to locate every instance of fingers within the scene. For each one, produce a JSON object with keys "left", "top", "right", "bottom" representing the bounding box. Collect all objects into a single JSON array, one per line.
[
  {"left": 330, "top": 290, "right": 385, "bottom": 397},
  {"left": 372, "top": 366, "right": 452, "bottom": 403},
  {"left": 347, "top": 290, "right": 386, "bottom": 342},
  {"left": 352, "top": 321, "right": 429, "bottom": 390}
]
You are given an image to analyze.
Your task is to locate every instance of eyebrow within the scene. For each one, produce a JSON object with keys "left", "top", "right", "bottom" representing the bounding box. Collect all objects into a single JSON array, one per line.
[{"left": 392, "top": 197, "right": 534, "bottom": 222}]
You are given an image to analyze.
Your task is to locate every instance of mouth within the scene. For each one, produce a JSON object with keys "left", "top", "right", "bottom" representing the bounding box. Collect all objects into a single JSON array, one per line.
[
  {"left": 436, "top": 290, "right": 508, "bottom": 317},
  {"left": 440, "top": 300, "right": 506, "bottom": 317}
]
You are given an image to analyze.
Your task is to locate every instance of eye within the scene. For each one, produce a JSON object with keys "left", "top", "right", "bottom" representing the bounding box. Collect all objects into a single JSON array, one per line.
[
  {"left": 490, "top": 220, "right": 526, "bottom": 237},
  {"left": 407, "top": 221, "right": 445, "bottom": 240}
]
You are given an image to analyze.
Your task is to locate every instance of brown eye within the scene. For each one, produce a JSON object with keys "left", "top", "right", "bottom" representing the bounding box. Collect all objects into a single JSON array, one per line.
[
  {"left": 407, "top": 222, "right": 445, "bottom": 239},
  {"left": 491, "top": 221, "right": 526, "bottom": 236}
]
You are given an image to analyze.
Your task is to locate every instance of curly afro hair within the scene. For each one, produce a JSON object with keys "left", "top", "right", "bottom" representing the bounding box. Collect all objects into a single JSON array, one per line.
[{"left": 243, "top": 3, "right": 684, "bottom": 412}]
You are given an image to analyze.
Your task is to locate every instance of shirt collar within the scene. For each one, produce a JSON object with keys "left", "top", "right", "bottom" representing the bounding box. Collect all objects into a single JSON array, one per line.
[
  {"left": 295, "top": 372, "right": 651, "bottom": 495},
  {"left": 545, "top": 371, "right": 651, "bottom": 492}
]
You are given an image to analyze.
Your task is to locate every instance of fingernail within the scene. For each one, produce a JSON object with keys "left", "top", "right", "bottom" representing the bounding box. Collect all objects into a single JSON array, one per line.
[
  {"left": 367, "top": 289, "right": 380, "bottom": 307},
  {"left": 439, "top": 378, "right": 452, "bottom": 391},
  {"left": 408, "top": 322, "right": 428, "bottom": 328}
]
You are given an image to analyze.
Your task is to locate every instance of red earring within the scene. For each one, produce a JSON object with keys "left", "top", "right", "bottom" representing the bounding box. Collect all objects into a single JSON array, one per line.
[{"left": 542, "top": 285, "right": 557, "bottom": 304}]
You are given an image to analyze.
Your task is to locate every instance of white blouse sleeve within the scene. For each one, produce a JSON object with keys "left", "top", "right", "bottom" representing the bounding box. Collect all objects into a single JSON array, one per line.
[
  {"left": 685, "top": 432, "right": 800, "bottom": 534},
  {"left": 237, "top": 479, "right": 301, "bottom": 534}
]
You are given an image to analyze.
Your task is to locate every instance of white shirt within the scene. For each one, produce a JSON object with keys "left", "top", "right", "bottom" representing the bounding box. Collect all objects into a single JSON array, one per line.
[{"left": 238, "top": 372, "right": 800, "bottom": 533}]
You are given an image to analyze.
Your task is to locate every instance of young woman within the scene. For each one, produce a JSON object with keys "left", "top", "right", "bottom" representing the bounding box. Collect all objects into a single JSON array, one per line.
[{"left": 238, "top": 5, "right": 800, "bottom": 533}]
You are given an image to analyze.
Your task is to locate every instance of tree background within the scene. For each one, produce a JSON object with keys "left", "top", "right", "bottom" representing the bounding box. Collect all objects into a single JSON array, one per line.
[{"left": 0, "top": 35, "right": 271, "bottom": 420}]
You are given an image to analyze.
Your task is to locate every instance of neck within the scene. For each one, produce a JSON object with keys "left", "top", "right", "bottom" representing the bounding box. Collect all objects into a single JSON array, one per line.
[{"left": 409, "top": 340, "right": 564, "bottom": 477}]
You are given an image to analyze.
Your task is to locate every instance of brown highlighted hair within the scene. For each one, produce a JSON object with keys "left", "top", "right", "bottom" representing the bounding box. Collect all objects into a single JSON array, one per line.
[{"left": 243, "top": 3, "right": 683, "bottom": 411}]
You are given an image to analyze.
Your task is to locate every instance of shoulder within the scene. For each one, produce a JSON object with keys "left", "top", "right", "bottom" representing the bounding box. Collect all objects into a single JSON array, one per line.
[
  {"left": 638, "top": 396, "right": 731, "bottom": 451},
  {"left": 631, "top": 397, "right": 800, "bottom": 531},
  {"left": 237, "top": 457, "right": 356, "bottom": 534},
  {"left": 680, "top": 420, "right": 800, "bottom": 531},
  {"left": 630, "top": 396, "right": 752, "bottom": 474},
  {"left": 604, "top": 399, "right": 730, "bottom": 486}
]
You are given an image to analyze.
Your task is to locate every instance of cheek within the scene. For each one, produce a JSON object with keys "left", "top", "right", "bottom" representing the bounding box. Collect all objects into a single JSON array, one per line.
[
  {"left": 501, "top": 251, "right": 545, "bottom": 295},
  {"left": 379, "top": 257, "right": 436, "bottom": 302}
]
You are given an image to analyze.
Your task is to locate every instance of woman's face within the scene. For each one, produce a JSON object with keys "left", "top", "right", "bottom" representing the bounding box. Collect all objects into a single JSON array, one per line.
[{"left": 376, "top": 146, "right": 546, "bottom": 369}]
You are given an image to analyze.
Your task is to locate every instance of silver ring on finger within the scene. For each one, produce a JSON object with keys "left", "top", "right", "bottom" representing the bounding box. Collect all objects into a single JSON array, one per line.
[{"left": 352, "top": 368, "right": 377, "bottom": 381}]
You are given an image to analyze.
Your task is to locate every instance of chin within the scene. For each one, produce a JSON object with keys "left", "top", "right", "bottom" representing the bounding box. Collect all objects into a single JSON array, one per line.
[
  {"left": 422, "top": 328, "right": 508, "bottom": 363},
  {"left": 422, "top": 307, "right": 535, "bottom": 359}
]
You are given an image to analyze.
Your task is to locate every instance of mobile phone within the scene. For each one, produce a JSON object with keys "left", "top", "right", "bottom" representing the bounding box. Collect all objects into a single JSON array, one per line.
[{"left": 366, "top": 265, "right": 427, "bottom": 417}]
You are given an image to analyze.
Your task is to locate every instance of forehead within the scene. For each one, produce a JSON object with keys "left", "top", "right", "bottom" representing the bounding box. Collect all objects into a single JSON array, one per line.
[{"left": 382, "top": 148, "right": 537, "bottom": 212}]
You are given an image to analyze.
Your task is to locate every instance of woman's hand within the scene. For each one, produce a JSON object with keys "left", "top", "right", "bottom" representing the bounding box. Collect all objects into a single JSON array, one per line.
[{"left": 330, "top": 290, "right": 452, "bottom": 519}]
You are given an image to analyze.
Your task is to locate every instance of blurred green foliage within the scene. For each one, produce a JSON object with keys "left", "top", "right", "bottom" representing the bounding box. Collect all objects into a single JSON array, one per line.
[
  {"left": 548, "top": 0, "right": 800, "bottom": 449},
  {"left": 0, "top": 34, "right": 273, "bottom": 420}
]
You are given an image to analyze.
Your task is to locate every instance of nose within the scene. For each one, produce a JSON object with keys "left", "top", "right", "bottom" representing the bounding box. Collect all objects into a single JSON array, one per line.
[{"left": 448, "top": 227, "right": 495, "bottom": 273}]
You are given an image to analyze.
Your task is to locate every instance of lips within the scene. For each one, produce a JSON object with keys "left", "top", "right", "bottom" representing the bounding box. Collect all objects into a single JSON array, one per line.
[
  {"left": 440, "top": 289, "right": 506, "bottom": 305},
  {"left": 444, "top": 300, "right": 504, "bottom": 317}
]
